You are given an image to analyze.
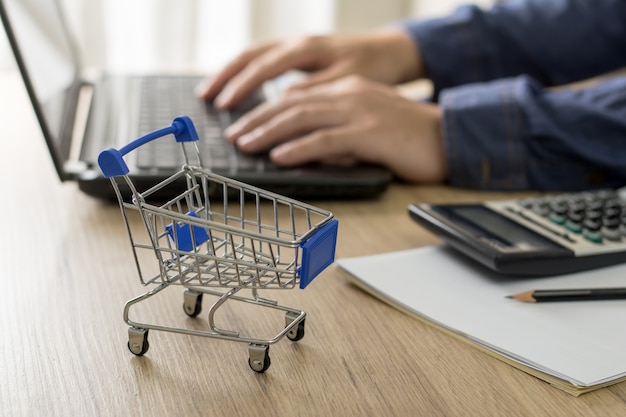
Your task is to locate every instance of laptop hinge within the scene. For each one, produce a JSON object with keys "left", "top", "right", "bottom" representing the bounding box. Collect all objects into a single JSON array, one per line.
[{"left": 64, "top": 83, "right": 93, "bottom": 175}]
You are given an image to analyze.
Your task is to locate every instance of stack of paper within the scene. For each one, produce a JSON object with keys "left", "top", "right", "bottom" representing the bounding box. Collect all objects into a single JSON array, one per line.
[{"left": 336, "top": 245, "right": 626, "bottom": 396}]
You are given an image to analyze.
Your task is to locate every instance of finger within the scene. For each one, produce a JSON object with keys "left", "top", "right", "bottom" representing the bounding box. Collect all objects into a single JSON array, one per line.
[
  {"left": 319, "top": 155, "right": 358, "bottom": 166},
  {"left": 269, "top": 128, "right": 359, "bottom": 166},
  {"left": 215, "top": 43, "right": 326, "bottom": 108},
  {"left": 195, "top": 41, "right": 277, "bottom": 100},
  {"left": 226, "top": 86, "right": 338, "bottom": 140},
  {"left": 286, "top": 63, "right": 352, "bottom": 92},
  {"left": 225, "top": 100, "right": 291, "bottom": 141},
  {"left": 236, "top": 104, "right": 345, "bottom": 154}
]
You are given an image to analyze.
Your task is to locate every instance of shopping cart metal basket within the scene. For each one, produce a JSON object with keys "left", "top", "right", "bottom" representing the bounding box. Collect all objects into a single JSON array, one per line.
[{"left": 98, "top": 116, "right": 338, "bottom": 372}]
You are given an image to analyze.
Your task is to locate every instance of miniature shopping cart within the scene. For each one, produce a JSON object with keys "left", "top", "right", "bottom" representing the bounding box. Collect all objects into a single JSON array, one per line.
[{"left": 98, "top": 116, "right": 338, "bottom": 373}]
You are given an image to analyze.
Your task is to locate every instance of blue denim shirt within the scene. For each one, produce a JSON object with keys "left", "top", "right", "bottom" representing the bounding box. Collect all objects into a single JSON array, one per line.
[{"left": 402, "top": 0, "right": 626, "bottom": 191}]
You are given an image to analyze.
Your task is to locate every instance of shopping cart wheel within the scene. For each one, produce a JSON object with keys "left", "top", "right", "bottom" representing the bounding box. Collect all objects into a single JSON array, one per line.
[
  {"left": 248, "top": 344, "right": 271, "bottom": 373},
  {"left": 286, "top": 321, "right": 306, "bottom": 342},
  {"left": 285, "top": 312, "right": 306, "bottom": 342},
  {"left": 183, "top": 289, "right": 203, "bottom": 318},
  {"left": 128, "top": 327, "right": 149, "bottom": 356}
]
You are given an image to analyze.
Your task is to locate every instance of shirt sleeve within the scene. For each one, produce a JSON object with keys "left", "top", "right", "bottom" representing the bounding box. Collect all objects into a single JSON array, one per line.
[
  {"left": 441, "top": 75, "right": 626, "bottom": 191},
  {"left": 401, "top": 0, "right": 626, "bottom": 96}
]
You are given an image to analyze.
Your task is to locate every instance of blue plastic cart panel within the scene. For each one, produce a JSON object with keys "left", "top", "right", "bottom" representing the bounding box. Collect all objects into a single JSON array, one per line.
[
  {"left": 165, "top": 212, "right": 210, "bottom": 252},
  {"left": 299, "top": 219, "right": 338, "bottom": 289}
]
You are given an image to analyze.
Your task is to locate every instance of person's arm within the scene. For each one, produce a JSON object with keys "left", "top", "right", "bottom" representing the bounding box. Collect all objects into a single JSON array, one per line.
[
  {"left": 441, "top": 74, "right": 626, "bottom": 191},
  {"left": 402, "top": 0, "right": 626, "bottom": 95}
]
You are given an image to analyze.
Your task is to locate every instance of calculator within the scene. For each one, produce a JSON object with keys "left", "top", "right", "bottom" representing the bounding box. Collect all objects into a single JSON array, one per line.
[{"left": 408, "top": 187, "right": 626, "bottom": 276}]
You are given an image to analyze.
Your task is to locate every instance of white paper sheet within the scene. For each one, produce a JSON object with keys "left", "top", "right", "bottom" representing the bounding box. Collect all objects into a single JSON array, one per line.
[{"left": 336, "top": 245, "right": 626, "bottom": 394}]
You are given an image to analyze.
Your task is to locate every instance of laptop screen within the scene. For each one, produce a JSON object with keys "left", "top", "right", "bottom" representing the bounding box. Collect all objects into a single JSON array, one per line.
[{"left": 0, "top": 0, "right": 80, "bottom": 176}]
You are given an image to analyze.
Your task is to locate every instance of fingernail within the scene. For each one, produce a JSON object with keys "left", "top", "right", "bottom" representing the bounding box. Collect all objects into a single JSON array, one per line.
[
  {"left": 193, "top": 80, "right": 210, "bottom": 97},
  {"left": 237, "top": 132, "right": 255, "bottom": 147},
  {"left": 215, "top": 87, "right": 234, "bottom": 108},
  {"left": 270, "top": 145, "right": 288, "bottom": 162},
  {"left": 224, "top": 123, "right": 241, "bottom": 138}
]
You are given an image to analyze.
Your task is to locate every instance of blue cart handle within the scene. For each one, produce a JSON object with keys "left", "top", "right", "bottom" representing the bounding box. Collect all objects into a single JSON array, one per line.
[{"left": 98, "top": 116, "right": 198, "bottom": 178}]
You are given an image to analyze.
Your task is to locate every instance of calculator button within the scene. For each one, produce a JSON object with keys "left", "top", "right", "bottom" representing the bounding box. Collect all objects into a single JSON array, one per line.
[
  {"left": 604, "top": 207, "right": 621, "bottom": 218},
  {"left": 549, "top": 201, "right": 568, "bottom": 215},
  {"left": 548, "top": 213, "right": 566, "bottom": 225},
  {"left": 586, "top": 199, "right": 605, "bottom": 211},
  {"left": 601, "top": 227, "right": 622, "bottom": 241},
  {"left": 583, "top": 231, "right": 603, "bottom": 244},
  {"left": 518, "top": 198, "right": 535, "bottom": 209},
  {"left": 565, "top": 221, "right": 583, "bottom": 233},
  {"left": 532, "top": 203, "right": 551, "bottom": 217},
  {"left": 602, "top": 217, "right": 621, "bottom": 229},
  {"left": 597, "top": 190, "right": 616, "bottom": 200},
  {"left": 568, "top": 202, "right": 586, "bottom": 213},
  {"left": 604, "top": 198, "right": 621, "bottom": 209},
  {"left": 567, "top": 211, "right": 584, "bottom": 223},
  {"left": 584, "top": 210, "right": 602, "bottom": 220},
  {"left": 583, "top": 218, "right": 601, "bottom": 231}
]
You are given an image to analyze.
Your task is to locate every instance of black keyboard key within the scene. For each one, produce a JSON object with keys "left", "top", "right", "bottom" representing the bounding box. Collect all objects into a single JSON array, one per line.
[{"left": 134, "top": 76, "right": 264, "bottom": 172}]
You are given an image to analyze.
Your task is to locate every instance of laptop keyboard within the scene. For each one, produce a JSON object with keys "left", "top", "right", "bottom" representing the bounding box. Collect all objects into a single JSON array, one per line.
[{"left": 135, "top": 75, "right": 271, "bottom": 173}]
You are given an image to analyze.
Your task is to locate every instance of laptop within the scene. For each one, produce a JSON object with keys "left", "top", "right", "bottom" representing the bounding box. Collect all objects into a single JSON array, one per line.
[{"left": 0, "top": 0, "right": 392, "bottom": 201}]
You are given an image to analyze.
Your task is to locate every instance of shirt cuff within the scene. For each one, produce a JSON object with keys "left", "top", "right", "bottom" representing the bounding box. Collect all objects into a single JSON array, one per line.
[{"left": 441, "top": 76, "right": 533, "bottom": 190}]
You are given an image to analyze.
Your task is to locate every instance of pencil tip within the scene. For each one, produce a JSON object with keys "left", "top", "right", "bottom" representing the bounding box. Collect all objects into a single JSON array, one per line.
[
  {"left": 507, "top": 290, "right": 536, "bottom": 303},
  {"left": 505, "top": 295, "right": 513, "bottom": 299}
]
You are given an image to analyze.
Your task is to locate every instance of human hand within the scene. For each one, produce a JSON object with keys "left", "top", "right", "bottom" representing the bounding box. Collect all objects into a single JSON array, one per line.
[
  {"left": 196, "top": 29, "right": 423, "bottom": 109},
  {"left": 224, "top": 75, "right": 446, "bottom": 184}
]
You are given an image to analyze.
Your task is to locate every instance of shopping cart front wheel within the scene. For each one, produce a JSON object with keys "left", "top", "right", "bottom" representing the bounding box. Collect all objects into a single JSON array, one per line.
[
  {"left": 248, "top": 344, "right": 271, "bottom": 373},
  {"left": 183, "top": 289, "right": 203, "bottom": 318},
  {"left": 128, "top": 327, "right": 150, "bottom": 356}
]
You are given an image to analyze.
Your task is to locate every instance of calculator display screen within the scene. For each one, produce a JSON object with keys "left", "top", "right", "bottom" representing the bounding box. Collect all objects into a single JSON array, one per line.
[{"left": 441, "top": 205, "right": 562, "bottom": 250}]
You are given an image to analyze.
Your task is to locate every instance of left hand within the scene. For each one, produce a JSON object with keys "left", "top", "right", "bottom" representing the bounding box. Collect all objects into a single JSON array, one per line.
[
  {"left": 196, "top": 30, "right": 423, "bottom": 109},
  {"left": 225, "top": 75, "right": 447, "bottom": 183}
]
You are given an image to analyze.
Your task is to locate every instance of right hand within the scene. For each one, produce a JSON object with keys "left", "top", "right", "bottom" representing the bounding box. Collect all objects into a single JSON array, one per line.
[
  {"left": 196, "top": 29, "right": 424, "bottom": 109},
  {"left": 224, "top": 75, "right": 446, "bottom": 184}
]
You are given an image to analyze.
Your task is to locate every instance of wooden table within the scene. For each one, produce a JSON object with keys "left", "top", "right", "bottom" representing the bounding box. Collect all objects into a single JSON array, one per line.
[{"left": 2, "top": 71, "right": 625, "bottom": 417}]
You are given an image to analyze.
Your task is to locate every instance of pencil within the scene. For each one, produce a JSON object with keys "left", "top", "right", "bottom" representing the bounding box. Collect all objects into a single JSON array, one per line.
[{"left": 506, "top": 287, "right": 626, "bottom": 303}]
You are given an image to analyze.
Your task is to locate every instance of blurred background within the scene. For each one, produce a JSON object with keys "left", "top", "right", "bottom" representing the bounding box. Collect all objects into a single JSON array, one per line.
[{"left": 0, "top": 0, "right": 495, "bottom": 73}]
